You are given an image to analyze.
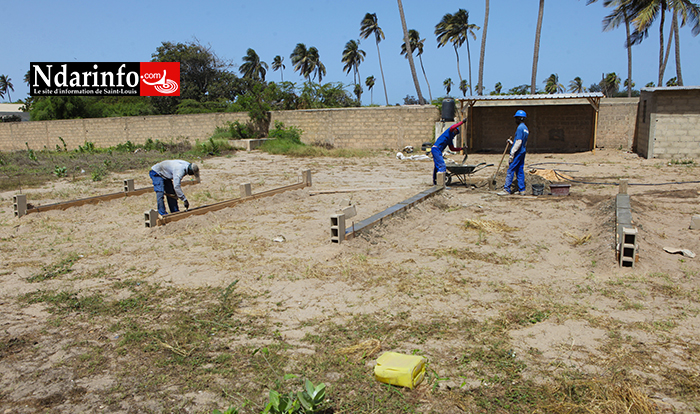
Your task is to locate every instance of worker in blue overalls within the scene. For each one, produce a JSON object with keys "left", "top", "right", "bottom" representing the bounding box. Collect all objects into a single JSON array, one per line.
[
  {"left": 499, "top": 110, "right": 529, "bottom": 195},
  {"left": 431, "top": 119, "right": 465, "bottom": 185}
]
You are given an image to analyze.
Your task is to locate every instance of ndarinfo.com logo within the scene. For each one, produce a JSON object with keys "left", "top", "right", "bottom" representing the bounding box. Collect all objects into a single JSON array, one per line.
[{"left": 30, "top": 62, "right": 180, "bottom": 97}]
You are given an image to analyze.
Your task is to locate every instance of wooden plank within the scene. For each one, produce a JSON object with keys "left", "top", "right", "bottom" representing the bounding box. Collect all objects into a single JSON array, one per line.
[
  {"left": 309, "top": 187, "right": 410, "bottom": 195},
  {"left": 24, "top": 180, "right": 199, "bottom": 215},
  {"left": 156, "top": 181, "right": 309, "bottom": 226}
]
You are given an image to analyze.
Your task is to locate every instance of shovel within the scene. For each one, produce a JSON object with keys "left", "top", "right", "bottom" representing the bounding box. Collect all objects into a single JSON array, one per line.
[{"left": 490, "top": 137, "right": 512, "bottom": 190}]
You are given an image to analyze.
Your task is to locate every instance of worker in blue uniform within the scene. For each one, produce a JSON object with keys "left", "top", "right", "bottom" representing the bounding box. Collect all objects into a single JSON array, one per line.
[
  {"left": 499, "top": 110, "right": 529, "bottom": 195},
  {"left": 431, "top": 119, "right": 465, "bottom": 185},
  {"left": 149, "top": 160, "right": 199, "bottom": 215}
]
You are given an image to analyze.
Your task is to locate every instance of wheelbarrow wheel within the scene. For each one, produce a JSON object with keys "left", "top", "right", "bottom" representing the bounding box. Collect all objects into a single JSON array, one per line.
[{"left": 445, "top": 174, "right": 452, "bottom": 186}]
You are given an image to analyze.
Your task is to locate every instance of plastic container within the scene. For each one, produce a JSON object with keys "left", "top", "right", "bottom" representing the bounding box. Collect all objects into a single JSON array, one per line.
[
  {"left": 532, "top": 184, "right": 544, "bottom": 196},
  {"left": 441, "top": 98, "right": 455, "bottom": 121},
  {"left": 374, "top": 352, "right": 426, "bottom": 389},
  {"left": 550, "top": 183, "right": 571, "bottom": 196}
]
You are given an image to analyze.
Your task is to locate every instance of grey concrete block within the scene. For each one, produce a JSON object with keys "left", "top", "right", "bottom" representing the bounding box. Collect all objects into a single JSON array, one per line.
[
  {"left": 240, "top": 183, "right": 252, "bottom": 197},
  {"left": 13, "top": 194, "right": 27, "bottom": 218},
  {"left": 124, "top": 179, "right": 135, "bottom": 193}
]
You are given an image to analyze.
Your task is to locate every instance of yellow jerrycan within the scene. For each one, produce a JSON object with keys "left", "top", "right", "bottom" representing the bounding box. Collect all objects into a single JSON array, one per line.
[{"left": 374, "top": 351, "right": 426, "bottom": 389}]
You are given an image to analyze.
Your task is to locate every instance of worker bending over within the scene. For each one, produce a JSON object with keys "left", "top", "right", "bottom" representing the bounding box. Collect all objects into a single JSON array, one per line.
[
  {"left": 432, "top": 119, "right": 465, "bottom": 185},
  {"left": 149, "top": 160, "right": 199, "bottom": 216}
]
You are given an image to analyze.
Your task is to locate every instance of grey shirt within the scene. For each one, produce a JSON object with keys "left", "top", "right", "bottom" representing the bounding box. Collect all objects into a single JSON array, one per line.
[{"left": 151, "top": 160, "right": 190, "bottom": 201}]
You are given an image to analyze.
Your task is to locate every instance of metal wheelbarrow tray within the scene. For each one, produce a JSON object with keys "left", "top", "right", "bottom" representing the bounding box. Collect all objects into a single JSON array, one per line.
[{"left": 445, "top": 162, "right": 494, "bottom": 186}]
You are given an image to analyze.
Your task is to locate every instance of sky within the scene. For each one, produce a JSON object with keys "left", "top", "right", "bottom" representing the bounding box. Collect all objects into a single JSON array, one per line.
[{"left": 2, "top": 0, "right": 699, "bottom": 106}]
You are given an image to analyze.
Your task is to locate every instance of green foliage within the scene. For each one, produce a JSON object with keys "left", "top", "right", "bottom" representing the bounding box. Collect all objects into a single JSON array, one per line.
[
  {"left": 27, "top": 253, "right": 81, "bottom": 283},
  {"left": 91, "top": 166, "right": 107, "bottom": 181},
  {"left": 25, "top": 142, "right": 37, "bottom": 162},
  {"left": 53, "top": 165, "right": 67, "bottom": 178},
  {"left": 262, "top": 379, "right": 327, "bottom": 414},
  {"left": 77, "top": 141, "right": 97, "bottom": 154},
  {"left": 196, "top": 137, "right": 234, "bottom": 156},
  {"left": 212, "top": 407, "right": 239, "bottom": 414},
  {"left": 268, "top": 122, "right": 302, "bottom": 144},
  {"left": 212, "top": 121, "right": 255, "bottom": 140}
]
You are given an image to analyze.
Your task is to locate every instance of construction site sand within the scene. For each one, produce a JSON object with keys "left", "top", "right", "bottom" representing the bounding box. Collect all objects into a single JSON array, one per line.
[{"left": 1, "top": 148, "right": 699, "bottom": 412}]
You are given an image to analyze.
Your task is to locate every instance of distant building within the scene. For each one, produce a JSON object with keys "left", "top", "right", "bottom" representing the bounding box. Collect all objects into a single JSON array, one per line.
[{"left": 0, "top": 104, "right": 30, "bottom": 122}]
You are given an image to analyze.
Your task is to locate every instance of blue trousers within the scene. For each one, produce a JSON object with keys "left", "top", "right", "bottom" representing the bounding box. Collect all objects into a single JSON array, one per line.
[
  {"left": 431, "top": 146, "right": 446, "bottom": 185},
  {"left": 504, "top": 151, "right": 526, "bottom": 193},
  {"left": 150, "top": 170, "right": 179, "bottom": 215}
]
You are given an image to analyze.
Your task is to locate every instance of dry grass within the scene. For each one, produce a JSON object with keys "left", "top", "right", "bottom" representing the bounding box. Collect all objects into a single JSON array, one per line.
[{"left": 463, "top": 218, "right": 518, "bottom": 233}]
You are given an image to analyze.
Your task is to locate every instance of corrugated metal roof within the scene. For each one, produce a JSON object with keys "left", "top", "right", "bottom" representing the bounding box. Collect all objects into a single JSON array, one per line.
[
  {"left": 457, "top": 92, "right": 604, "bottom": 101},
  {"left": 641, "top": 86, "right": 700, "bottom": 92}
]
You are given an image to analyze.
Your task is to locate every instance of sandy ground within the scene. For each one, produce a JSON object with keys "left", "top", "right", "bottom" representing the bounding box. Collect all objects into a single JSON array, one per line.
[{"left": 1, "top": 148, "right": 699, "bottom": 413}]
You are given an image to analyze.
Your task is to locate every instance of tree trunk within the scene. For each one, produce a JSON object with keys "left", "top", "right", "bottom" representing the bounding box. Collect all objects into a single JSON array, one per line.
[
  {"left": 478, "top": 0, "right": 489, "bottom": 95},
  {"left": 624, "top": 8, "right": 632, "bottom": 98},
  {"left": 397, "top": 0, "right": 425, "bottom": 104},
  {"left": 419, "top": 56, "right": 432, "bottom": 102},
  {"left": 531, "top": 0, "right": 545, "bottom": 94},
  {"left": 673, "top": 10, "right": 683, "bottom": 86},
  {"left": 376, "top": 42, "right": 389, "bottom": 105},
  {"left": 661, "top": 14, "right": 674, "bottom": 86},
  {"left": 453, "top": 45, "right": 463, "bottom": 86},
  {"left": 466, "top": 38, "right": 473, "bottom": 95},
  {"left": 657, "top": 1, "right": 666, "bottom": 86}
]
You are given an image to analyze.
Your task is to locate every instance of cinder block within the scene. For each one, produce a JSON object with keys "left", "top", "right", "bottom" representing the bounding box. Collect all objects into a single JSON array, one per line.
[
  {"left": 618, "top": 179, "right": 628, "bottom": 195},
  {"left": 124, "top": 179, "right": 135, "bottom": 193},
  {"left": 302, "top": 169, "right": 312, "bottom": 186},
  {"left": 330, "top": 213, "right": 346, "bottom": 244},
  {"left": 144, "top": 209, "right": 158, "bottom": 228},
  {"left": 13, "top": 194, "right": 27, "bottom": 218},
  {"left": 240, "top": 183, "right": 252, "bottom": 197},
  {"left": 690, "top": 215, "right": 700, "bottom": 230},
  {"left": 436, "top": 172, "right": 445, "bottom": 187}
]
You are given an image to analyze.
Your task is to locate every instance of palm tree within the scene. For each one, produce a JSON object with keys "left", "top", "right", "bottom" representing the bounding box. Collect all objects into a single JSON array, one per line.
[
  {"left": 601, "top": 72, "right": 621, "bottom": 96},
  {"left": 494, "top": 82, "right": 502, "bottom": 94},
  {"left": 443, "top": 78, "right": 453, "bottom": 96},
  {"left": 239, "top": 49, "right": 268, "bottom": 81},
  {"left": 272, "top": 55, "right": 285, "bottom": 81},
  {"left": 531, "top": 0, "right": 545, "bottom": 94},
  {"left": 588, "top": 0, "right": 635, "bottom": 97},
  {"left": 0, "top": 75, "right": 14, "bottom": 102},
  {"left": 627, "top": 0, "right": 700, "bottom": 87},
  {"left": 477, "top": 0, "right": 490, "bottom": 95},
  {"left": 544, "top": 73, "right": 564, "bottom": 94},
  {"left": 354, "top": 84, "right": 363, "bottom": 103},
  {"left": 569, "top": 76, "right": 587, "bottom": 93},
  {"left": 341, "top": 39, "right": 366, "bottom": 88},
  {"left": 397, "top": 0, "right": 425, "bottom": 104},
  {"left": 400, "top": 29, "right": 432, "bottom": 102},
  {"left": 290, "top": 43, "right": 316, "bottom": 82},
  {"left": 459, "top": 80, "right": 469, "bottom": 97},
  {"left": 308, "top": 47, "right": 326, "bottom": 83},
  {"left": 435, "top": 9, "right": 480, "bottom": 95},
  {"left": 365, "top": 75, "right": 375, "bottom": 104},
  {"left": 360, "top": 13, "right": 389, "bottom": 105}
]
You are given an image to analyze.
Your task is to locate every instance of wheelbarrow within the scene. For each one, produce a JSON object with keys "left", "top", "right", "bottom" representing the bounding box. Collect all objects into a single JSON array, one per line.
[{"left": 445, "top": 162, "right": 494, "bottom": 186}]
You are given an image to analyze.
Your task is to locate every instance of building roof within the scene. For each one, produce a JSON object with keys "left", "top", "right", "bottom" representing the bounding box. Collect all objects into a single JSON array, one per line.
[
  {"left": 457, "top": 92, "right": 604, "bottom": 102},
  {"left": 640, "top": 86, "right": 700, "bottom": 92}
]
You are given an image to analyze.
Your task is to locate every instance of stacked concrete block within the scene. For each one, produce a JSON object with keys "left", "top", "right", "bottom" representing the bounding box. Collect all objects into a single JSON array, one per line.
[
  {"left": 13, "top": 194, "right": 27, "bottom": 218},
  {"left": 616, "top": 182, "right": 638, "bottom": 267}
]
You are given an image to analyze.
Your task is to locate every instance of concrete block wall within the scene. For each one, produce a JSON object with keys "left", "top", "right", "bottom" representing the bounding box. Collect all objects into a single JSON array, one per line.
[
  {"left": 270, "top": 105, "right": 439, "bottom": 150},
  {"left": 636, "top": 88, "right": 700, "bottom": 159},
  {"left": 596, "top": 98, "right": 639, "bottom": 150},
  {"left": 0, "top": 112, "right": 251, "bottom": 151}
]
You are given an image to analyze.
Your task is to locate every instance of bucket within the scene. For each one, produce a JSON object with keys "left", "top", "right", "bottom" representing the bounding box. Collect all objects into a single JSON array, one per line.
[
  {"left": 550, "top": 183, "right": 571, "bottom": 196},
  {"left": 374, "top": 352, "right": 426, "bottom": 389},
  {"left": 532, "top": 184, "right": 544, "bottom": 196},
  {"left": 421, "top": 142, "right": 432, "bottom": 152}
]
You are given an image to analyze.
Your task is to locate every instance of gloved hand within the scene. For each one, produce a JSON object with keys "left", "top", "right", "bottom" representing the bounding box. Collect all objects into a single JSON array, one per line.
[
  {"left": 508, "top": 155, "right": 514, "bottom": 164},
  {"left": 184, "top": 200, "right": 190, "bottom": 210},
  {"left": 507, "top": 139, "right": 513, "bottom": 145},
  {"left": 462, "top": 118, "right": 467, "bottom": 124}
]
